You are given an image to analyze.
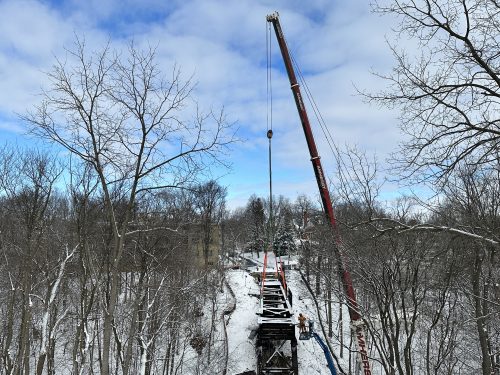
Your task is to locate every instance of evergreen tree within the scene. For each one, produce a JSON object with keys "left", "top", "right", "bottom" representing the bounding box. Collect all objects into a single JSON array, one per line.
[
  {"left": 245, "top": 195, "right": 266, "bottom": 257},
  {"left": 246, "top": 231, "right": 265, "bottom": 256},
  {"left": 273, "top": 227, "right": 296, "bottom": 257}
]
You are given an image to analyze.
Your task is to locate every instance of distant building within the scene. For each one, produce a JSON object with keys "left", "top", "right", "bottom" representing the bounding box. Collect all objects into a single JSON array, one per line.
[
  {"left": 187, "top": 223, "right": 221, "bottom": 267},
  {"left": 114, "top": 221, "right": 221, "bottom": 271}
]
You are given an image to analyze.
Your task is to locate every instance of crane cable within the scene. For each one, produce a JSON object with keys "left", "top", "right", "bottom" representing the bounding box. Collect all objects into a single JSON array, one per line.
[
  {"left": 289, "top": 41, "right": 364, "bottom": 320},
  {"left": 290, "top": 52, "right": 338, "bottom": 167},
  {"left": 266, "top": 21, "right": 274, "bottom": 252},
  {"left": 291, "top": 53, "right": 364, "bottom": 231}
]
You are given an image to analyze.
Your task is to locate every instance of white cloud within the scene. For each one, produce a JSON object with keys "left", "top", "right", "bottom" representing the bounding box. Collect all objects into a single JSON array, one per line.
[
  {"left": 0, "top": 0, "right": 402, "bottom": 209},
  {"left": 0, "top": 119, "right": 24, "bottom": 133}
]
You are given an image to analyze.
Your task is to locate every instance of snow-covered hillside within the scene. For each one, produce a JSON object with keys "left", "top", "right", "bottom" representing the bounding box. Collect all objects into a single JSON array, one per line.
[{"left": 225, "top": 252, "right": 354, "bottom": 375}]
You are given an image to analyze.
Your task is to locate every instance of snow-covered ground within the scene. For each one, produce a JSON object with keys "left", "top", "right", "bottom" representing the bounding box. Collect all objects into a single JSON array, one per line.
[
  {"left": 225, "top": 251, "right": 352, "bottom": 375},
  {"left": 225, "top": 269, "right": 259, "bottom": 374}
]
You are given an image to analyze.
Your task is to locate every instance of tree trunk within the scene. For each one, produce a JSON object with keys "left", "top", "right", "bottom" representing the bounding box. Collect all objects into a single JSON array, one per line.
[
  {"left": 123, "top": 269, "right": 146, "bottom": 375},
  {"left": 472, "top": 249, "right": 493, "bottom": 375},
  {"left": 339, "top": 300, "right": 343, "bottom": 358},
  {"left": 305, "top": 242, "right": 310, "bottom": 284},
  {"left": 48, "top": 337, "right": 55, "bottom": 375},
  {"left": 2, "top": 288, "right": 16, "bottom": 374},
  {"left": 102, "top": 235, "right": 124, "bottom": 375},
  {"left": 16, "top": 272, "right": 32, "bottom": 375},
  {"left": 101, "top": 268, "right": 117, "bottom": 375},
  {"left": 315, "top": 254, "right": 322, "bottom": 296},
  {"left": 327, "top": 257, "right": 333, "bottom": 338},
  {"left": 36, "top": 354, "right": 46, "bottom": 375},
  {"left": 328, "top": 288, "right": 333, "bottom": 338}
]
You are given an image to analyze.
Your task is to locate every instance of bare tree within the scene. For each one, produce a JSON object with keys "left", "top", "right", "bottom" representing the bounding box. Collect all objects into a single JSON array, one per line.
[
  {"left": 0, "top": 147, "right": 64, "bottom": 375},
  {"left": 192, "top": 180, "right": 227, "bottom": 267},
  {"left": 23, "top": 39, "right": 234, "bottom": 375},
  {"left": 437, "top": 164, "right": 500, "bottom": 374},
  {"left": 368, "top": 0, "right": 500, "bottom": 183},
  {"left": 358, "top": 4, "right": 500, "bottom": 369}
]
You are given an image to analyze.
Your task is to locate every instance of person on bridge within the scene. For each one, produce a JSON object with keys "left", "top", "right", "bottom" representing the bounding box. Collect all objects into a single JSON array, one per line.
[{"left": 298, "top": 313, "right": 307, "bottom": 333}]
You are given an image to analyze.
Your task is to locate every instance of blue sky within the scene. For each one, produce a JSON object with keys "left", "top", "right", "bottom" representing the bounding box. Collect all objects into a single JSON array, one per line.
[{"left": 0, "top": 0, "right": 401, "bottom": 209}]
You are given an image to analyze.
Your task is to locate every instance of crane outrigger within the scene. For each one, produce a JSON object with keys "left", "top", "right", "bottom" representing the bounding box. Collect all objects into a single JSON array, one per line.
[{"left": 266, "top": 12, "right": 372, "bottom": 375}]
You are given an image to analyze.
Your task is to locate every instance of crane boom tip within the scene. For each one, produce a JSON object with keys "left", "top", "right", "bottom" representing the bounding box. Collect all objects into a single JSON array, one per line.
[{"left": 266, "top": 12, "right": 279, "bottom": 22}]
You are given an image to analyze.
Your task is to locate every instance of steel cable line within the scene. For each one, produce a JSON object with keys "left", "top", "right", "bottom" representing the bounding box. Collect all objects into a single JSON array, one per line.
[{"left": 266, "top": 21, "right": 274, "bottom": 251}]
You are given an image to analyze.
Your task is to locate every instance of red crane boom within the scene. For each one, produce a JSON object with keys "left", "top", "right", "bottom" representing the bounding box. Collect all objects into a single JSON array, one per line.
[{"left": 266, "top": 12, "right": 372, "bottom": 374}]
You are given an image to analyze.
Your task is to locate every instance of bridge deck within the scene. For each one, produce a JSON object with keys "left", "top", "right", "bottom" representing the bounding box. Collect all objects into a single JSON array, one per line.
[{"left": 258, "top": 275, "right": 293, "bottom": 323}]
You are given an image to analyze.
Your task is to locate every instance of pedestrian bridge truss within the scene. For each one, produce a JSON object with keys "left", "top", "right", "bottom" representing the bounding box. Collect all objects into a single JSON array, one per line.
[
  {"left": 256, "top": 253, "right": 298, "bottom": 374},
  {"left": 259, "top": 278, "right": 293, "bottom": 322}
]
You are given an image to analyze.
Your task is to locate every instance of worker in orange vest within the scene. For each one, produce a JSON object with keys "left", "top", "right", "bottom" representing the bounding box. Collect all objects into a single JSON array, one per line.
[{"left": 298, "top": 313, "right": 307, "bottom": 333}]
